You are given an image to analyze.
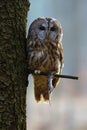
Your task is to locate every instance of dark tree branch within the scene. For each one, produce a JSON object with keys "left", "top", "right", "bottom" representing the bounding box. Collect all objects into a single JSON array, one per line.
[{"left": 28, "top": 69, "right": 78, "bottom": 80}]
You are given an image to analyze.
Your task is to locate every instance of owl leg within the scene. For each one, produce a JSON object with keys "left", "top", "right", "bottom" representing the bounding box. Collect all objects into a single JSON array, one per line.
[{"left": 47, "top": 71, "right": 55, "bottom": 93}]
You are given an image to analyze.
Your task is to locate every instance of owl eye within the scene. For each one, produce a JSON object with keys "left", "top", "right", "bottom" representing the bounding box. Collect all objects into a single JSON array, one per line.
[
  {"left": 39, "top": 26, "right": 45, "bottom": 31},
  {"left": 50, "top": 26, "right": 56, "bottom": 31}
]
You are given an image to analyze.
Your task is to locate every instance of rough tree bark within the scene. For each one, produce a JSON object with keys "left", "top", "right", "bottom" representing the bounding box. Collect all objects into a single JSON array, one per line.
[{"left": 0, "top": 1, "right": 29, "bottom": 130}]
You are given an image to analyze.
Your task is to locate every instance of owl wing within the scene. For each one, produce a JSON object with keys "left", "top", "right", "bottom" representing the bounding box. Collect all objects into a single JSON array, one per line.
[
  {"left": 58, "top": 42, "right": 64, "bottom": 71},
  {"left": 52, "top": 42, "right": 64, "bottom": 88}
]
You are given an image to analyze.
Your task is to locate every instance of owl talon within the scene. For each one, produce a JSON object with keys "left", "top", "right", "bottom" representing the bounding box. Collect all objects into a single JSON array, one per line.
[{"left": 34, "top": 70, "right": 41, "bottom": 74}]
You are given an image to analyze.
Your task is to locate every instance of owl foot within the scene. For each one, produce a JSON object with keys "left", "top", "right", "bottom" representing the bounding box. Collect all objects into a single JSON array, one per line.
[{"left": 47, "top": 71, "right": 56, "bottom": 93}]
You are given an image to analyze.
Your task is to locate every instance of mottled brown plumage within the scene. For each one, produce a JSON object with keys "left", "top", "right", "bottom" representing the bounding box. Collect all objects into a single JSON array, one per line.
[{"left": 27, "top": 17, "right": 64, "bottom": 102}]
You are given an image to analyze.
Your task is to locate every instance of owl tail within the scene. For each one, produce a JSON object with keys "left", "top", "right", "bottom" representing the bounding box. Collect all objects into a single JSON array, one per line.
[{"left": 33, "top": 75, "right": 49, "bottom": 102}]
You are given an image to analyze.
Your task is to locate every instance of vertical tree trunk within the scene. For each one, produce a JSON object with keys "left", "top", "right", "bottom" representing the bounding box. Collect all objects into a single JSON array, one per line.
[{"left": 0, "top": 1, "right": 29, "bottom": 130}]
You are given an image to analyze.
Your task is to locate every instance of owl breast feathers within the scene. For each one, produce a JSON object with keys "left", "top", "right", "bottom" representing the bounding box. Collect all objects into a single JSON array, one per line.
[{"left": 27, "top": 17, "right": 64, "bottom": 102}]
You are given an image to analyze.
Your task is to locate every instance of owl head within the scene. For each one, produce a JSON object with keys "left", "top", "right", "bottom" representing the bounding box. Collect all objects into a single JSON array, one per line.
[{"left": 28, "top": 17, "right": 63, "bottom": 43}]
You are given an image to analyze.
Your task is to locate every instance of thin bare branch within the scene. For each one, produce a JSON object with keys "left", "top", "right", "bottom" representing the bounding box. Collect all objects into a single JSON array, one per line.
[{"left": 28, "top": 69, "right": 78, "bottom": 80}]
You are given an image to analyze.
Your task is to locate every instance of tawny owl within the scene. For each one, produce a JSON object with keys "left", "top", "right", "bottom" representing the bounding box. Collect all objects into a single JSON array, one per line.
[{"left": 27, "top": 17, "right": 64, "bottom": 102}]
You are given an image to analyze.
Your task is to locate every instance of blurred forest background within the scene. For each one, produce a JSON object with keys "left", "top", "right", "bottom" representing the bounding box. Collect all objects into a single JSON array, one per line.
[{"left": 26, "top": 0, "right": 87, "bottom": 130}]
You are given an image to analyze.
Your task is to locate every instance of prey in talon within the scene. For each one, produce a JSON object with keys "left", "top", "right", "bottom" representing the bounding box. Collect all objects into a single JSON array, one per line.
[{"left": 27, "top": 17, "right": 64, "bottom": 102}]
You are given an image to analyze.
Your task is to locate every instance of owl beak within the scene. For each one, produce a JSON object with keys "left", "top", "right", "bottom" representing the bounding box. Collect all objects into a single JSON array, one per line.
[{"left": 45, "top": 32, "right": 50, "bottom": 40}]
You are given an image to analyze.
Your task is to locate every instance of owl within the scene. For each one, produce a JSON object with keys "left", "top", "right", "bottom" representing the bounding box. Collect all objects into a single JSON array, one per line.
[{"left": 27, "top": 17, "right": 64, "bottom": 102}]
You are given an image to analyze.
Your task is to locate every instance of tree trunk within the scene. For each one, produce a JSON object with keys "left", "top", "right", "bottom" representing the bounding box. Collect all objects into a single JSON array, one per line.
[{"left": 0, "top": 1, "right": 29, "bottom": 130}]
